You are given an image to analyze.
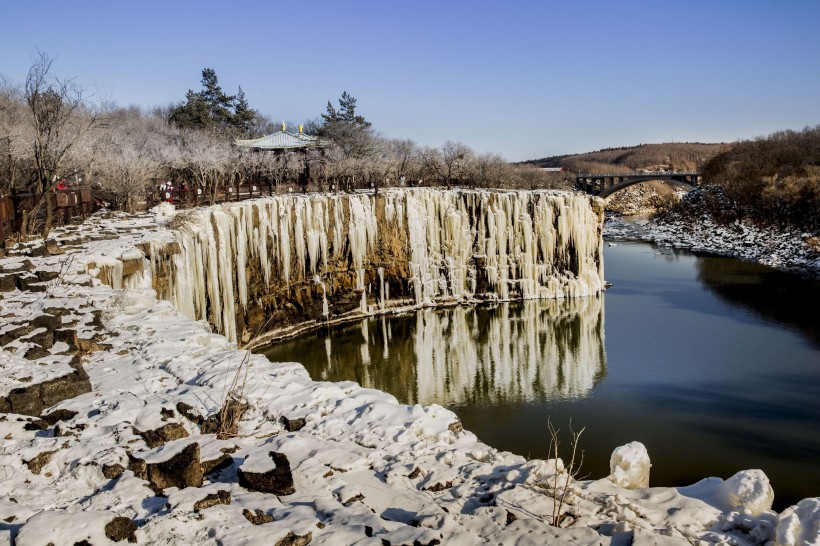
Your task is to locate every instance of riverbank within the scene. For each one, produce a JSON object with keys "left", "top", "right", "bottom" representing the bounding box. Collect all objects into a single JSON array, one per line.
[
  {"left": 1, "top": 202, "right": 818, "bottom": 545},
  {"left": 604, "top": 212, "right": 820, "bottom": 278}
]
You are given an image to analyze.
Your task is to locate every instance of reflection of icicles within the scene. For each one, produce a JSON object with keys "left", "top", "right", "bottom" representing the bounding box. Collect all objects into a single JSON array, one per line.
[
  {"left": 413, "top": 297, "right": 606, "bottom": 405},
  {"left": 380, "top": 316, "right": 389, "bottom": 360}
]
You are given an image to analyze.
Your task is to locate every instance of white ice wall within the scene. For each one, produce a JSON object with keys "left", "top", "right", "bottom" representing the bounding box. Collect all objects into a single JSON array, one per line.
[{"left": 154, "top": 188, "right": 604, "bottom": 342}]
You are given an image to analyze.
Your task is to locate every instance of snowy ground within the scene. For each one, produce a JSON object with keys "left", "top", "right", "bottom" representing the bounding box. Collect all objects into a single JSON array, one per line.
[{"left": 1, "top": 205, "right": 818, "bottom": 545}]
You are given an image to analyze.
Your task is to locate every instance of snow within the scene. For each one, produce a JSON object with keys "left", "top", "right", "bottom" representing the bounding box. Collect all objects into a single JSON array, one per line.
[
  {"left": 0, "top": 192, "right": 816, "bottom": 545},
  {"left": 609, "top": 441, "right": 651, "bottom": 489},
  {"left": 775, "top": 497, "right": 820, "bottom": 546}
]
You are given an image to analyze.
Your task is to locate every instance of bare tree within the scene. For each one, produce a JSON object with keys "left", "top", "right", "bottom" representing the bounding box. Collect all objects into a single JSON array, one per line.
[
  {"left": 23, "top": 51, "right": 98, "bottom": 238},
  {"left": 471, "top": 152, "right": 508, "bottom": 188},
  {"left": 0, "top": 77, "right": 28, "bottom": 194},
  {"left": 440, "top": 141, "right": 473, "bottom": 187},
  {"left": 93, "top": 109, "right": 164, "bottom": 212}
]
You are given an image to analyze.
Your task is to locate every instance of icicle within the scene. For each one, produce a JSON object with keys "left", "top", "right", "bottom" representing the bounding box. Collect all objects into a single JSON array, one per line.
[{"left": 154, "top": 188, "right": 604, "bottom": 342}]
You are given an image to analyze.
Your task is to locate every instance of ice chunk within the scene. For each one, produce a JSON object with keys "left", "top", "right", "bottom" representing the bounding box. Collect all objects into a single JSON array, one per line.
[
  {"left": 609, "top": 441, "right": 651, "bottom": 489},
  {"left": 774, "top": 497, "right": 820, "bottom": 546},
  {"left": 719, "top": 469, "right": 774, "bottom": 515}
]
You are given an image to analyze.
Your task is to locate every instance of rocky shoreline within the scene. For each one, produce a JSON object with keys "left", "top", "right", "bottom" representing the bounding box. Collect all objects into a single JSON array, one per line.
[
  {"left": 1, "top": 202, "right": 818, "bottom": 545},
  {"left": 604, "top": 213, "right": 820, "bottom": 278}
]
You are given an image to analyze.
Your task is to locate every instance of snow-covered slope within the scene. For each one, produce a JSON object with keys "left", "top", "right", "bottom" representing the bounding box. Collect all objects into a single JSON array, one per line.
[{"left": 0, "top": 193, "right": 816, "bottom": 546}]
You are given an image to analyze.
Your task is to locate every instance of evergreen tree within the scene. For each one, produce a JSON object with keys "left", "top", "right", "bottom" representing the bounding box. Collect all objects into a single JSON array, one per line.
[
  {"left": 321, "top": 91, "right": 370, "bottom": 129},
  {"left": 319, "top": 91, "right": 374, "bottom": 160},
  {"left": 170, "top": 68, "right": 257, "bottom": 136}
]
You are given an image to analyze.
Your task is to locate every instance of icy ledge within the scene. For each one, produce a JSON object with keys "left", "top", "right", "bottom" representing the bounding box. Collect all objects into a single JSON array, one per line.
[{"left": 0, "top": 209, "right": 817, "bottom": 546}]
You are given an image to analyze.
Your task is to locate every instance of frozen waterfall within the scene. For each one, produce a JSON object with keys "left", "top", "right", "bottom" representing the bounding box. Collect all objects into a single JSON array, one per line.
[{"left": 152, "top": 188, "right": 605, "bottom": 343}]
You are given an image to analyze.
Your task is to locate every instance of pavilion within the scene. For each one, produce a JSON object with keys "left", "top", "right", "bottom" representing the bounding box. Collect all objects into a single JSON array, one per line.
[
  {"left": 235, "top": 123, "right": 329, "bottom": 152},
  {"left": 235, "top": 123, "right": 330, "bottom": 188}
]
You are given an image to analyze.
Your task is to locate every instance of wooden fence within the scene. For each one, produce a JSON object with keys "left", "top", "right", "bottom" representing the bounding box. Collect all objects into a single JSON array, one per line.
[
  {"left": 0, "top": 189, "right": 97, "bottom": 241},
  {"left": 146, "top": 182, "right": 285, "bottom": 209}
]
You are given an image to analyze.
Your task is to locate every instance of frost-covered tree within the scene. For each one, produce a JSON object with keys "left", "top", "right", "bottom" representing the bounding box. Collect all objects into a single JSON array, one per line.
[{"left": 23, "top": 51, "right": 98, "bottom": 237}]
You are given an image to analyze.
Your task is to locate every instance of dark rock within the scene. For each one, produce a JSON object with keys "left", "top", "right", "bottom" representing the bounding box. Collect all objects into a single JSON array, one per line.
[
  {"left": 0, "top": 324, "right": 33, "bottom": 346},
  {"left": 33, "top": 313, "right": 61, "bottom": 331},
  {"left": 24, "top": 344, "right": 50, "bottom": 360},
  {"left": 42, "top": 408, "right": 78, "bottom": 425},
  {"left": 144, "top": 442, "right": 203, "bottom": 492},
  {"left": 159, "top": 407, "right": 175, "bottom": 420},
  {"left": 447, "top": 420, "right": 463, "bottom": 434},
  {"left": 25, "top": 450, "right": 57, "bottom": 475},
  {"left": 193, "top": 490, "right": 231, "bottom": 511},
  {"left": 16, "top": 272, "right": 46, "bottom": 292},
  {"left": 53, "top": 329, "right": 80, "bottom": 351},
  {"left": 505, "top": 510, "right": 517, "bottom": 525},
  {"left": 175, "top": 402, "right": 204, "bottom": 426},
  {"left": 126, "top": 452, "right": 147, "bottom": 481},
  {"left": 104, "top": 516, "right": 137, "bottom": 543},
  {"left": 103, "top": 464, "right": 126, "bottom": 479},
  {"left": 423, "top": 481, "right": 452, "bottom": 492},
  {"left": 242, "top": 508, "right": 273, "bottom": 525},
  {"left": 43, "top": 239, "right": 64, "bottom": 256},
  {"left": 238, "top": 451, "right": 295, "bottom": 495},
  {"left": 275, "top": 531, "right": 312, "bottom": 546},
  {"left": 1, "top": 358, "right": 90, "bottom": 416},
  {"left": 22, "top": 325, "right": 55, "bottom": 349},
  {"left": 134, "top": 422, "right": 189, "bottom": 448},
  {"left": 36, "top": 270, "right": 60, "bottom": 283},
  {"left": 201, "top": 453, "right": 233, "bottom": 476},
  {"left": 0, "top": 274, "right": 16, "bottom": 292},
  {"left": 23, "top": 419, "right": 49, "bottom": 431},
  {"left": 280, "top": 416, "right": 306, "bottom": 432},
  {"left": 342, "top": 493, "right": 364, "bottom": 506}
]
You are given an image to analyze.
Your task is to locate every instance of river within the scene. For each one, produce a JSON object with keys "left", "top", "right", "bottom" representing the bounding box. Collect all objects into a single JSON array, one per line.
[{"left": 258, "top": 241, "right": 820, "bottom": 510}]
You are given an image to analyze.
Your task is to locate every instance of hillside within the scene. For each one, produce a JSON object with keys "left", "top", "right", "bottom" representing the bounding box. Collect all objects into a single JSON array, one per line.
[{"left": 525, "top": 143, "right": 730, "bottom": 173}]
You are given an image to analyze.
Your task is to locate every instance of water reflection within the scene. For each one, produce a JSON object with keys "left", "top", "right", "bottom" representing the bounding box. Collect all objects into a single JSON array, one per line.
[
  {"left": 260, "top": 296, "right": 607, "bottom": 408},
  {"left": 695, "top": 256, "right": 820, "bottom": 347}
]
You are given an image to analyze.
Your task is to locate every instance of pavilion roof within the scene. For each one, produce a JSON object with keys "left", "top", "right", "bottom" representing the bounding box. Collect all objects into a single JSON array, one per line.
[{"left": 235, "top": 129, "right": 329, "bottom": 150}]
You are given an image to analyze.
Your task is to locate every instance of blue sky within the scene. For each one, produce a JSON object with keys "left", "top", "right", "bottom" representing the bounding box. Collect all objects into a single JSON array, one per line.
[{"left": 2, "top": 1, "right": 819, "bottom": 161}]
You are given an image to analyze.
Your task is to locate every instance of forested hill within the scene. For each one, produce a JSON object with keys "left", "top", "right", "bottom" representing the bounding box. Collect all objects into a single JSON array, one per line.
[{"left": 523, "top": 142, "right": 730, "bottom": 173}]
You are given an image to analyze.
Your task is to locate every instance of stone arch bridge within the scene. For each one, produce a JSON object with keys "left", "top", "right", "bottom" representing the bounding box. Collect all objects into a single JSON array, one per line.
[{"left": 576, "top": 171, "right": 702, "bottom": 198}]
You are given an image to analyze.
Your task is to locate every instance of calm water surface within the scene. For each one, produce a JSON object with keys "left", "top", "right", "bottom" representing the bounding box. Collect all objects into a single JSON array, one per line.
[{"left": 258, "top": 242, "right": 820, "bottom": 510}]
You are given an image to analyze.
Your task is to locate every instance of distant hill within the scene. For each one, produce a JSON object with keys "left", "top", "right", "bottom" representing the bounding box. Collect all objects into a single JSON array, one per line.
[{"left": 523, "top": 143, "right": 730, "bottom": 174}]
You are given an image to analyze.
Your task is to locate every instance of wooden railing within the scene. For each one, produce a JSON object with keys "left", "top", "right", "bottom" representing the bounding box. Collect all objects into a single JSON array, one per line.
[
  {"left": 0, "top": 189, "right": 97, "bottom": 241},
  {"left": 146, "top": 182, "right": 285, "bottom": 209}
]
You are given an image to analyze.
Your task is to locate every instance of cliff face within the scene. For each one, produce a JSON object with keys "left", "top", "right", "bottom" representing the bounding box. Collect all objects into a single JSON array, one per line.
[{"left": 147, "top": 188, "right": 605, "bottom": 344}]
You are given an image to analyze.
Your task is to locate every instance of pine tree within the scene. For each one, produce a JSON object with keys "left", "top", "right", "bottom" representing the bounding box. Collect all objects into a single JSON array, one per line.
[{"left": 170, "top": 68, "right": 257, "bottom": 136}]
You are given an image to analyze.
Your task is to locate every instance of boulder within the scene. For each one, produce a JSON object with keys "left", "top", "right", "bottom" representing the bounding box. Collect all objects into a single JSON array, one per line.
[
  {"left": 104, "top": 516, "right": 138, "bottom": 543},
  {"left": 238, "top": 451, "right": 295, "bottom": 495}
]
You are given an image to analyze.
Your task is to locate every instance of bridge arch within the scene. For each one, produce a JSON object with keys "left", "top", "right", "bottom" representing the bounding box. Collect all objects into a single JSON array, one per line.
[
  {"left": 597, "top": 177, "right": 696, "bottom": 198},
  {"left": 576, "top": 172, "right": 702, "bottom": 198}
]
